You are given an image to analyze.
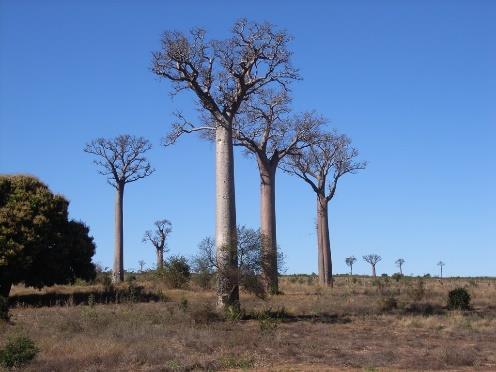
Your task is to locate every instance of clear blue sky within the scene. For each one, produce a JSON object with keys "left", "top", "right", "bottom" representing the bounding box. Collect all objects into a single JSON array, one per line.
[{"left": 1, "top": 0, "right": 495, "bottom": 277}]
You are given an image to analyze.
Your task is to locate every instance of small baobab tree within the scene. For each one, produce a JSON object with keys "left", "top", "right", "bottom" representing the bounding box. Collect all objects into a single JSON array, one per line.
[
  {"left": 152, "top": 19, "right": 299, "bottom": 309},
  {"left": 282, "top": 131, "right": 366, "bottom": 286},
  {"left": 233, "top": 90, "right": 323, "bottom": 294},
  {"left": 143, "top": 219, "right": 172, "bottom": 270},
  {"left": 345, "top": 256, "right": 357, "bottom": 275},
  {"left": 363, "top": 254, "right": 382, "bottom": 277},
  {"left": 84, "top": 135, "right": 154, "bottom": 283},
  {"left": 437, "top": 261, "right": 445, "bottom": 278},
  {"left": 138, "top": 260, "right": 146, "bottom": 272},
  {"left": 395, "top": 258, "right": 405, "bottom": 275}
]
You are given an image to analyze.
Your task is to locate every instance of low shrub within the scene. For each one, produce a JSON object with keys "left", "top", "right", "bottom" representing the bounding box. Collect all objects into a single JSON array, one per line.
[
  {"left": 392, "top": 273, "right": 403, "bottom": 282},
  {"left": 406, "top": 279, "right": 425, "bottom": 302},
  {"left": 160, "top": 256, "right": 191, "bottom": 289},
  {"left": 447, "top": 288, "right": 471, "bottom": 310},
  {"left": 378, "top": 296, "right": 398, "bottom": 312},
  {"left": 0, "top": 335, "right": 39, "bottom": 368}
]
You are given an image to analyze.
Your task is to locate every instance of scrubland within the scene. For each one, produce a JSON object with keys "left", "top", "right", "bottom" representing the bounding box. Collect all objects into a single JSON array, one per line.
[{"left": 2, "top": 275, "right": 495, "bottom": 371}]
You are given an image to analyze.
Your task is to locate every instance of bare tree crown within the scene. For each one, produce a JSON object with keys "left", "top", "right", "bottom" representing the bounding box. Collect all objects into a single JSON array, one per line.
[
  {"left": 363, "top": 254, "right": 382, "bottom": 266},
  {"left": 152, "top": 19, "right": 300, "bottom": 144},
  {"left": 345, "top": 256, "right": 357, "bottom": 267},
  {"left": 143, "top": 219, "right": 172, "bottom": 251},
  {"left": 281, "top": 131, "right": 366, "bottom": 200},
  {"left": 84, "top": 135, "right": 154, "bottom": 189},
  {"left": 233, "top": 89, "right": 325, "bottom": 165}
]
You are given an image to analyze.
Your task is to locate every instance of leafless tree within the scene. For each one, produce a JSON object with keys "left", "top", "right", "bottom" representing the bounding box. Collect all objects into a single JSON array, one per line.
[
  {"left": 345, "top": 256, "right": 357, "bottom": 275},
  {"left": 143, "top": 219, "right": 172, "bottom": 270},
  {"left": 84, "top": 135, "right": 154, "bottom": 283},
  {"left": 282, "top": 131, "right": 366, "bottom": 286},
  {"left": 192, "top": 226, "right": 285, "bottom": 299},
  {"left": 138, "top": 260, "right": 146, "bottom": 272},
  {"left": 395, "top": 258, "right": 405, "bottom": 275},
  {"left": 437, "top": 261, "right": 445, "bottom": 278},
  {"left": 363, "top": 254, "right": 382, "bottom": 277},
  {"left": 233, "top": 89, "right": 323, "bottom": 294},
  {"left": 152, "top": 19, "right": 299, "bottom": 309}
]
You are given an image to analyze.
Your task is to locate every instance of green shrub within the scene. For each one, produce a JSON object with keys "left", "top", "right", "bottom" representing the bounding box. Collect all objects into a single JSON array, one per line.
[
  {"left": 161, "top": 256, "right": 191, "bottom": 288},
  {"left": 447, "top": 288, "right": 471, "bottom": 310},
  {"left": 0, "top": 335, "right": 39, "bottom": 368},
  {"left": 0, "top": 296, "right": 9, "bottom": 321}
]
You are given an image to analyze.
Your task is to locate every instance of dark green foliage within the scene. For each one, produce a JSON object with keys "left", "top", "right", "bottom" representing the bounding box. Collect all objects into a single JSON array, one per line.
[
  {"left": 0, "top": 175, "right": 96, "bottom": 297},
  {"left": 447, "top": 288, "right": 471, "bottom": 310},
  {"left": 0, "top": 295, "right": 8, "bottom": 320},
  {"left": 161, "top": 256, "right": 191, "bottom": 288},
  {"left": 0, "top": 335, "right": 39, "bottom": 368}
]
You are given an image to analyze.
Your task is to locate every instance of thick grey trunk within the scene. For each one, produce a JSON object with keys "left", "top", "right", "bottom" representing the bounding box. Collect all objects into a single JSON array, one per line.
[
  {"left": 215, "top": 124, "right": 239, "bottom": 310},
  {"left": 258, "top": 158, "right": 278, "bottom": 295},
  {"left": 372, "top": 265, "right": 376, "bottom": 277},
  {"left": 113, "top": 184, "right": 124, "bottom": 283},
  {"left": 157, "top": 249, "right": 164, "bottom": 270},
  {"left": 317, "top": 195, "right": 332, "bottom": 287},
  {"left": 316, "top": 196, "right": 325, "bottom": 286}
]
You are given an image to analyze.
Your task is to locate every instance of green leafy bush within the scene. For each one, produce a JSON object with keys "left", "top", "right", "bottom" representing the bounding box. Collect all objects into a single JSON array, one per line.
[
  {"left": 160, "top": 256, "right": 191, "bottom": 288},
  {"left": 0, "top": 335, "right": 39, "bottom": 368},
  {"left": 447, "top": 288, "right": 471, "bottom": 310}
]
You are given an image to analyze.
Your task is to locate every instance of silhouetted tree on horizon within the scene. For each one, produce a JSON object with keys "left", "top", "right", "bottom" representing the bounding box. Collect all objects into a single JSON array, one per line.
[
  {"left": 345, "top": 256, "right": 357, "bottom": 275},
  {"left": 437, "top": 261, "right": 445, "bottom": 278},
  {"left": 363, "top": 254, "right": 382, "bottom": 277},
  {"left": 143, "top": 219, "right": 172, "bottom": 270},
  {"left": 395, "top": 258, "right": 405, "bottom": 275}
]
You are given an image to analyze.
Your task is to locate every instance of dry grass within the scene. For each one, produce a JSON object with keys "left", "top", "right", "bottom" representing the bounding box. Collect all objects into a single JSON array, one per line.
[{"left": 2, "top": 275, "right": 495, "bottom": 371}]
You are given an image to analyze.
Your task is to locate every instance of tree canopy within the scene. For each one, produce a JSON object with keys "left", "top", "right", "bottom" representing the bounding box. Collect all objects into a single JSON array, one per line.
[{"left": 0, "top": 175, "right": 96, "bottom": 297}]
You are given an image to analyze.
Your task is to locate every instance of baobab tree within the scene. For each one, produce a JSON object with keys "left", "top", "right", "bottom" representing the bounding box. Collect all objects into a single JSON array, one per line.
[
  {"left": 282, "top": 131, "right": 366, "bottom": 286},
  {"left": 345, "top": 256, "right": 357, "bottom": 275},
  {"left": 437, "top": 261, "right": 445, "bottom": 278},
  {"left": 84, "top": 135, "right": 154, "bottom": 283},
  {"left": 395, "top": 258, "right": 405, "bottom": 275},
  {"left": 143, "top": 219, "right": 172, "bottom": 270},
  {"left": 138, "top": 260, "right": 146, "bottom": 272},
  {"left": 233, "top": 90, "right": 323, "bottom": 294},
  {"left": 363, "top": 254, "right": 382, "bottom": 277},
  {"left": 152, "top": 19, "right": 298, "bottom": 309}
]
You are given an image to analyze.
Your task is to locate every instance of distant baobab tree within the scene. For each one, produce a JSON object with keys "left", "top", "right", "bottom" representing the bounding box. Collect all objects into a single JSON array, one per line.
[
  {"left": 282, "top": 131, "right": 366, "bottom": 286},
  {"left": 138, "top": 260, "right": 146, "bottom": 272},
  {"left": 437, "top": 261, "right": 445, "bottom": 278},
  {"left": 233, "top": 90, "right": 323, "bottom": 294},
  {"left": 84, "top": 135, "right": 154, "bottom": 283},
  {"left": 152, "top": 19, "right": 299, "bottom": 309},
  {"left": 143, "top": 219, "right": 172, "bottom": 270},
  {"left": 345, "top": 256, "right": 357, "bottom": 275},
  {"left": 363, "top": 254, "right": 382, "bottom": 277},
  {"left": 395, "top": 258, "right": 405, "bottom": 275}
]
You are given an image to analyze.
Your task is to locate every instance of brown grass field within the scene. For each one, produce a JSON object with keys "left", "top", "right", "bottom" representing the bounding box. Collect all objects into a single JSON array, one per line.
[{"left": 1, "top": 275, "right": 496, "bottom": 371}]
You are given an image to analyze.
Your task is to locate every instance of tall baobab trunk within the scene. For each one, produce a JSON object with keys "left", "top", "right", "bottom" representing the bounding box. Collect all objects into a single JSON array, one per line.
[
  {"left": 215, "top": 123, "right": 239, "bottom": 310},
  {"left": 317, "top": 195, "right": 332, "bottom": 286},
  {"left": 399, "top": 265, "right": 403, "bottom": 275},
  {"left": 258, "top": 158, "right": 279, "bottom": 294},
  {"left": 372, "top": 265, "right": 377, "bottom": 277},
  {"left": 113, "top": 183, "right": 125, "bottom": 283},
  {"left": 156, "top": 249, "right": 164, "bottom": 270}
]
